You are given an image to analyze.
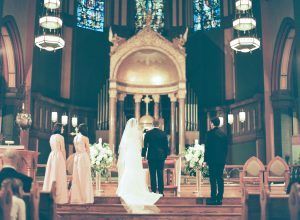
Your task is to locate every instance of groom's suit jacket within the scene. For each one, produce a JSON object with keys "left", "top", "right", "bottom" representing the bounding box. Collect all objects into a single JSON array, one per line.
[{"left": 142, "top": 128, "right": 169, "bottom": 161}]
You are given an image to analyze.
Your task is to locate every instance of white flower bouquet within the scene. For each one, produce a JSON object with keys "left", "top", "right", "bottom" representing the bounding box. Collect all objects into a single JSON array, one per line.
[
  {"left": 90, "top": 142, "right": 113, "bottom": 178},
  {"left": 184, "top": 143, "right": 209, "bottom": 177}
]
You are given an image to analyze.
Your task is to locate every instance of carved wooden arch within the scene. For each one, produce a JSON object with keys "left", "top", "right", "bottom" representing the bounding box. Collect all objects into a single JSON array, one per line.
[
  {"left": 271, "top": 17, "right": 295, "bottom": 92},
  {"left": 266, "top": 156, "right": 289, "bottom": 172},
  {"left": 0, "top": 15, "right": 25, "bottom": 88}
]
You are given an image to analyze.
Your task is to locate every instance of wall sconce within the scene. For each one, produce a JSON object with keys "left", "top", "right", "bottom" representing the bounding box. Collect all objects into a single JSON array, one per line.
[
  {"left": 228, "top": 113, "right": 234, "bottom": 125},
  {"left": 61, "top": 114, "right": 68, "bottom": 126},
  {"left": 71, "top": 115, "right": 79, "bottom": 135},
  {"left": 51, "top": 112, "right": 58, "bottom": 123},
  {"left": 218, "top": 116, "right": 224, "bottom": 127},
  {"left": 239, "top": 110, "right": 246, "bottom": 123}
]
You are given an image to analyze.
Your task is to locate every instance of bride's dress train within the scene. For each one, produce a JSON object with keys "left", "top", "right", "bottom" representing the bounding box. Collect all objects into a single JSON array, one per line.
[{"left": 116, "top": 118, "right": 161, "bottom": 207}]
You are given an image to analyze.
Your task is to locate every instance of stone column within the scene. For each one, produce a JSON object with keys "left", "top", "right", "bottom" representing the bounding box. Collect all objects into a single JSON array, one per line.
[
  {"left": 153, "top": 95, "right": 160, "bottom": 120},
  {"left": 134, "top": 94, "right": 143, "bottom": 120},
  {"left": 109, "top": 89, "right": 117, "bottom": 154},
  {"left": 177, "top": 91, "right": 186, "bottom": 155},
  {"left": 168, "top": 93, "right": 177, "bottom": 155},
  {"left": 117, "top": 93, "right": 126, "bottom": 147}
]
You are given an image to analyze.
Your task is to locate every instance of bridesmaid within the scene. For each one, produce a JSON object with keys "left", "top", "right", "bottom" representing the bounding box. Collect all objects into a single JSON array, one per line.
[
  {"left": 43, "top": 123, "right": 68, "bottom": 204},
  {"left": 70, "top": 124, "right": 94, "bottom": 204}
]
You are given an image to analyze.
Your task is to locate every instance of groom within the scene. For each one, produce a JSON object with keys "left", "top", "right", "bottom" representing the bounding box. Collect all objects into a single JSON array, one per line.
[{"left": 142, "top": 120, "right": 169, "bottom": 195}]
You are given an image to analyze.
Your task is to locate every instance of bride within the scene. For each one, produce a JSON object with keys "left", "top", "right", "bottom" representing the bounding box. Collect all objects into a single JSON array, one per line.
[{"left": 116, "top": 118, "right": 162, "bottom": 206}]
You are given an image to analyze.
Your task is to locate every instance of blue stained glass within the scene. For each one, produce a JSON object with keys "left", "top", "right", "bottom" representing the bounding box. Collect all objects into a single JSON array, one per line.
[
  {"left": 135, "top": 0, "right": 164, "bottom": 33},
  {"left": 193, "top": 0, "right": 221, "bottom": 31},
  {"left": 77, "top": 0, "right": 105, "bottom": 32}
]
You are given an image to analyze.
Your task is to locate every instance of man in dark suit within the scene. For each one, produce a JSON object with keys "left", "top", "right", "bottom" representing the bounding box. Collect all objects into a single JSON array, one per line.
[
  {"left": 142, "top": 120, "right": 169, "bottom": 195},
  {"left": 0, "top": 149, "right": 33, "bottom": 192},
  {"left": 204, "top": 117, "right": 228, "bottom": 205}
]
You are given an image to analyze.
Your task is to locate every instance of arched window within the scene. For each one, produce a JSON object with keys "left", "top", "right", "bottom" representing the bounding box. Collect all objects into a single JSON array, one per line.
[
  {"left": 135, "top": 0, "right": 164, "bottom": 32},
  {"left": 77, "top": 0, "right": 105, "bottom": 32},
  {"left": 193, "top": 0, "right": 221, "bottom": 31},
  {"left": 1, "top": 26, "right": 16, "bottom": 88}
]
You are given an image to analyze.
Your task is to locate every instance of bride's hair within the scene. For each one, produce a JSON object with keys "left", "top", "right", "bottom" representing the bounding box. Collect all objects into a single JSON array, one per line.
[{"left": 78, "top": 123, "right": 88, "bottom": 136}]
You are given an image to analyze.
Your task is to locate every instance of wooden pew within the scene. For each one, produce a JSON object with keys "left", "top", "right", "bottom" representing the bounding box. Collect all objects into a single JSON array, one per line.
[
  {"left": 0, "top": 181, "right": 12, "bottom": 220},
  {"left": 23, "top": 181, "right": 39, "bottom": 220},
  {"left": 39, "top": 181, "right": 57, "bottom": 220},
  {"left": 289, "top": 183, "right": 300, "bottom": 220}
]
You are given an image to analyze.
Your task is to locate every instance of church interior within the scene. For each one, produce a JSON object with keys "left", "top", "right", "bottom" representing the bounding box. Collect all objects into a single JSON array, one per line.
[{"left": 0, "top": 0, "right": 300, "bottom": 219}]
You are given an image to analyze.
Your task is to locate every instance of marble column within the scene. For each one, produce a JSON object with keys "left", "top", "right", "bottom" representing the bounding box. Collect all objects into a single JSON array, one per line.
[
  {"left": 109, "top": 89, "right": 117, "bottom": 154},
  {"left": 177, "top": 91, "right": 186, "bottom": 155},
  {"left": 117, "top": 93, "right": 126, "bottom": 147},
  {"left": 134, "top": 94, "right": 143, "bottom": 120},
  {"left": 153, "top": 95, "right": 160, "bottom": 120},
  {"left": 168, "top": 93, "right": 177, "bottom": 155}
]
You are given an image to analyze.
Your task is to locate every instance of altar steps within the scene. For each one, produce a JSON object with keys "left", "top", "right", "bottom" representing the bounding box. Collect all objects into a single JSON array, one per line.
[
  {"left": 57, "top": 212, "right": 242, "bottom": 220},
  {"left": 93, "top": 196, "right": 242, "bottom": 205},
  {"left": 56, "top": 196, "right": 243, "bottom": 220}
]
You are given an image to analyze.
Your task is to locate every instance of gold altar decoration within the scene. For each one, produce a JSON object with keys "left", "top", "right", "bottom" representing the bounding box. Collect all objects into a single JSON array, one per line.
[{"left": 108, "top": 23, "right": 187, "bottom": 156}]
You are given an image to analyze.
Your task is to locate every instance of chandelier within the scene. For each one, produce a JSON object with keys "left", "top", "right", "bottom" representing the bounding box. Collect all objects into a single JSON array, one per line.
[
  {"left": 235, "top": 0, "right": 252, "bottom": 11},
  {"left": 230, "top": 0, "right": 260, "bottom": 53},
  {"left": 35, "top": 0, "right": 64, "bottom": 51},
  {"left": 44, "top": 0, "right": 61, "bottom": 10}
]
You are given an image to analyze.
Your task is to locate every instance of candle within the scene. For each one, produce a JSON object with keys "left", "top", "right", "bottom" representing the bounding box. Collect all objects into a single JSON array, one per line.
[
  {"left": 194, "top": 139, "right": 199, "bottom": 145},
  {"left": 51, "top": 112, "right": 58, "bottom": 123},
  {"left": 61, "top": 115, "right": 68, "bottom": 126},
  {"left": 22, "top": 103, "right": 25, "bottom": 110},
  {"left": 71, "top": 116, "right": 78, "bottom": 127}
]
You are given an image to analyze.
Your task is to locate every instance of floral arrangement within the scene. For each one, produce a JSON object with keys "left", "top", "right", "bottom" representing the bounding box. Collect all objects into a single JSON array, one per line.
[
  {"left": 90, "top": 142, "right": 113, "bottom": 178},
  {"left": 15, "top": 112, "right": 32, "bottom": 130},
  {"left": 184, "top": 144, "right": 209, "bottom": 177}
]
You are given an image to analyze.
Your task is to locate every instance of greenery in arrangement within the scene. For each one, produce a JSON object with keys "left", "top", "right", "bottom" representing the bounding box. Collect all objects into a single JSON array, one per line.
[
  {"left": 184, "top": 144, "right": 209, "bottom": 178},
  {"left": 90, "top": 142, "right": 113, "bottom": 178}
]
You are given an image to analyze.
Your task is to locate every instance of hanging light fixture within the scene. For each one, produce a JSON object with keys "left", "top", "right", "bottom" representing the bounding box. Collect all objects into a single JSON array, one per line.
[
  {"left": 35, "top": 34, "right": 65, "bottom": 51},
  {"left": 44, "top": 0, "right": 61, "bottom": 10},
  {"left": 35, "top": 1, "right": 64, "bottom": 51},
  {"left": 235, "top": 0, "right": 252, "bottom": 11},
  {"left": 39, "top": 15, "right": 62, "bottom": 29},
  {"left": 230, "top": 37, "right": 260, "bottom": 53},
  {"left": 233, "top": 17, "right": 256, "bottom": 31},
  {"left": 230, "top": 0, "right": 260, "bottom": 53}
]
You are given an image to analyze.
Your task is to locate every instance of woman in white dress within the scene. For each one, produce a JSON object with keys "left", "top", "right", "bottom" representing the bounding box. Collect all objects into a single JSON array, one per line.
[
  {"left": 117, "top": 118, "right": 161, "bottom": 206},
  {"left": 70, "top": 124, "right": 94, "bottom": 204},
  {"left": 43, "top": 123, "right": 68, "bottom": 204}
]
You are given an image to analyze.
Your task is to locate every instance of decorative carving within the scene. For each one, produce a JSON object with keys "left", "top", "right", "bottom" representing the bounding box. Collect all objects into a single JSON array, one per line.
[
  {"left": 133, "top": 94, "right": 143, "bottom": 103},
  {"left": 168, "top": 93, "right": 177, "bottom": 102},
  {"left": 117, "top": 93, "right": 126, "bottom": 101},
  {"left": 152, "top": 94, "right": 160, "bottom": 103}
]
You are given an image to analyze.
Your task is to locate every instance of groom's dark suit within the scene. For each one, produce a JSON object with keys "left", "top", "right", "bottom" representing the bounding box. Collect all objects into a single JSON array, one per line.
[{"left": 143, "top": 127, "right": 169, "bottom": 194}]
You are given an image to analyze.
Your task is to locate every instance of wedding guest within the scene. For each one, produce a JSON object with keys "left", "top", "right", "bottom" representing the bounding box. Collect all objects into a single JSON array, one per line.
[
  {"left": 2, "top": 178, "right": 26, "bottom": 220},
  {"left": 0, "top": 149, "right": 32, "bottom": 192},
  {"left": 204, "top": 117, "right": 228, "bottom": 205},
  {"left": 43, "top": 123, "right": 68, "bottom": 204},
  {"left": 70, "top": 124, "right": 94, "bottom": 204}
]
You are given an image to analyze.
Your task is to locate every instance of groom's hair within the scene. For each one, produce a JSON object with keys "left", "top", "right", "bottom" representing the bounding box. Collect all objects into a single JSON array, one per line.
[
  {"left": 210, "top": 117, "right": 220, "bottom": 127},
  {"left": 153, "top": 120, "right": 160, "bottom": 128}
]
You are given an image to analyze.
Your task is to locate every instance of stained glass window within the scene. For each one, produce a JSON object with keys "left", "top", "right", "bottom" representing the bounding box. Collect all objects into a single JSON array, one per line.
[
  {"left": 135, "top": 0, "right": 164, "bottom": 33},
  {"left": 77, "top": 0, "right": 104, "bottom": 32},
  {"left": 193, "top": 0, "right": 221, "bottom": 31}
]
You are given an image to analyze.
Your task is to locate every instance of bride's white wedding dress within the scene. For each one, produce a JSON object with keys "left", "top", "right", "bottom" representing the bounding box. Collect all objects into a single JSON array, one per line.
[{"left": 116, "top": 118, "right": 162, "bottom": 206}]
